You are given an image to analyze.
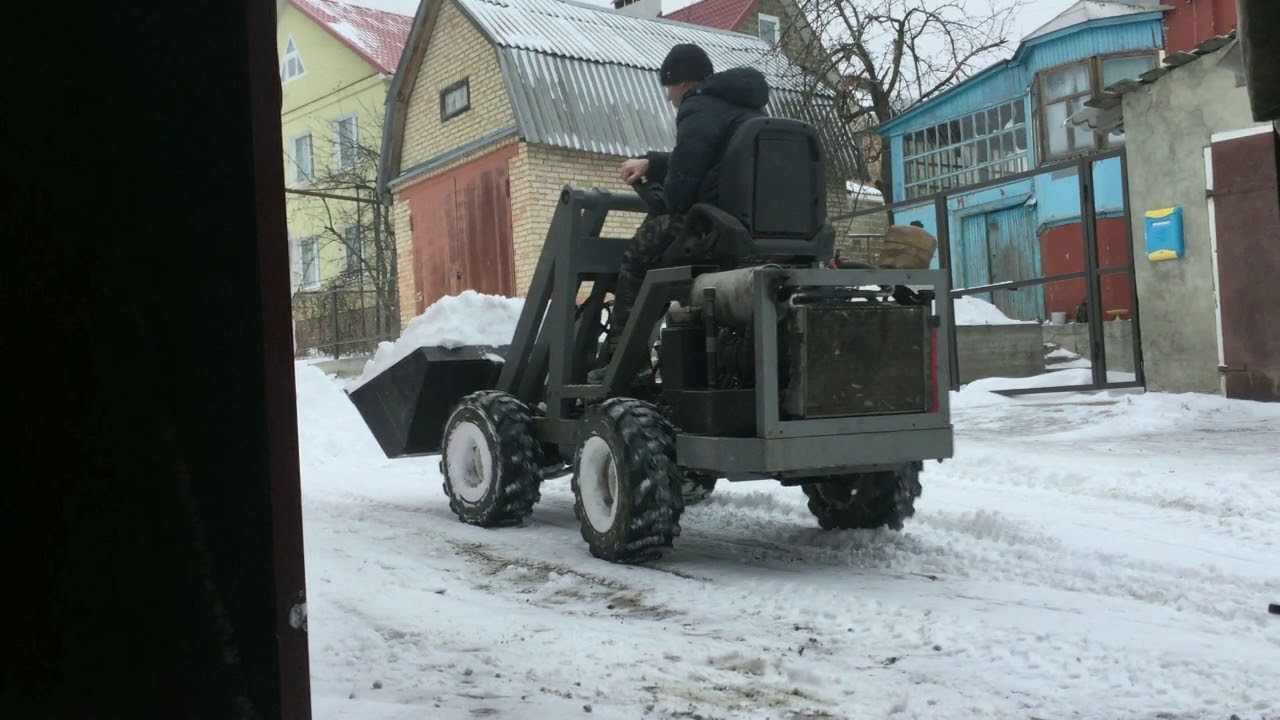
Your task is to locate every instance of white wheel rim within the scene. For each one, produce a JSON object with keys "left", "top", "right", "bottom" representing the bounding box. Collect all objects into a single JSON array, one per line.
[
  {"left": 445, "top": 420, "right": 493, "bottom": 505},
  {"left": 578, "top": 435, "right": 620, "bottom": 533}
]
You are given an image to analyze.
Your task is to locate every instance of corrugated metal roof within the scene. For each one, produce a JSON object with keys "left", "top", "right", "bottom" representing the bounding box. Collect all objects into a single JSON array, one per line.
[
  {"left": 459, "top": 0, "right": 809, "bottom": 90},
  {"left": 455, "top": 0, "right": 862, "bottom": 177},
  {"left": 498, "top": 49, "right": 862, "bottom": 176}
]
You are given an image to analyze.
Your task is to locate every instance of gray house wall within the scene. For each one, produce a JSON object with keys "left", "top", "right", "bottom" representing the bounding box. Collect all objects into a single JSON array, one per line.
[{"left": 1122, "top": 45, "right": 1270, "bottom": 394}]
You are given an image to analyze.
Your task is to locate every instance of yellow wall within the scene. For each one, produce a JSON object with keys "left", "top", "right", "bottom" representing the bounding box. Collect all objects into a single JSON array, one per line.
[{"left": 278, "top": 2, "right": 392, "bottom": 290}]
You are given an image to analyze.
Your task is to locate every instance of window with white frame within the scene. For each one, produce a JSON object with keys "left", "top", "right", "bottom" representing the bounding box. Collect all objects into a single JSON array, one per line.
[
  {"left": 757, "top": 14, "right": 780, "bottom": 48},
  {"left": 440, "top": 79, "right": 470, "bottom": 122},
  {"left": 900, "top": 98, "right": 1029, "bottom": 200},
  {"left": 282, "top": 36, "right": 306, "bottom": 82},
  {"left": 343, "top": 226, "right": 362, "bottom": 274},
  {"left": 299, "top": 236, "right": 319, "bottom": 288},
  {"left": 333, "top": 114, "right": 358, "bottom": 170},
  {"left": 291, "top": 133, "right": 313, "bottom": 185},
  {"left": 1038, "top": 52, "right": 1158, "bottom": 160}
]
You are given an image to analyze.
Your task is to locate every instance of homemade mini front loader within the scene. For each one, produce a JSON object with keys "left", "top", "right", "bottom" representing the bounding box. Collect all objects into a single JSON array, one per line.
[{"left": 350, "top": 117, "right": 954, "bottom": 563}]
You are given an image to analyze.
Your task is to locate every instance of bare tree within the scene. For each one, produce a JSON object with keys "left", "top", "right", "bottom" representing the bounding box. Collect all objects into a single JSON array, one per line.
[
  {"left": 777, "top": 0, "right": 1028, "bottom": 186},
  {"left": 287, "top": 102, "right": 399, "bottom": 355}
]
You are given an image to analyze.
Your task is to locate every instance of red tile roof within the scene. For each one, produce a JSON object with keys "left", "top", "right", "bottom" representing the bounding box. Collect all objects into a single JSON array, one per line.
[
  {"left": 288, "top": 0, "right": 414, "bottom": 75},
  {"left": 662, "top": 0, "right": 758, "bottom": 31}
]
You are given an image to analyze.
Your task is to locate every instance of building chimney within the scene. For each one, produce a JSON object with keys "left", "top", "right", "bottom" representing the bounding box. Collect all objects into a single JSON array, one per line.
[{"left": 612, "top": 0, "right": 662, "bottom": 18}]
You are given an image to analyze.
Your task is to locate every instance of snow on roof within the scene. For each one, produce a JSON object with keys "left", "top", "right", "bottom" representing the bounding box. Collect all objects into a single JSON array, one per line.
[
  {"left": 662, "top": 0, "right": 756, "bottom": 31},
  {"left": 1023, "top": 0, "right": 1165, "bottom": 42},
  {"left": 289, "top": 0, "right": 414, "bottom": 74}
]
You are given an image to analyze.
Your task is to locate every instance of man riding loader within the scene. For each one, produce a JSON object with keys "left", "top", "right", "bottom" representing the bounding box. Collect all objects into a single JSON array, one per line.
[
  {"left": 349, "top": 75, "right": 953, "bottom": 568},
  {"left": 592, "top": 43, "right": 770, "bottom": 384}
]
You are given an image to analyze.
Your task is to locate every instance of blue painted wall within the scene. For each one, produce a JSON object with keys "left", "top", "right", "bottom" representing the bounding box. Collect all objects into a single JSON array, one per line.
[{"left": 879, "top": 12, "right": 1160, "bottom": 313}]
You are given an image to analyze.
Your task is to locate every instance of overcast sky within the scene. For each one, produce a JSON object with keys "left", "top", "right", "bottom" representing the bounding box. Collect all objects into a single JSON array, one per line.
[{"left": 342, "top": 0, "right": 1079, "bottom": 47}]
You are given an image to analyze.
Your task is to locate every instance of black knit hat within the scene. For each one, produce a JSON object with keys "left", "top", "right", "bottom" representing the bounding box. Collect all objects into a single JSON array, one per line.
[{"left": 660, "top": 43, "right": 714, "bottom": 86}]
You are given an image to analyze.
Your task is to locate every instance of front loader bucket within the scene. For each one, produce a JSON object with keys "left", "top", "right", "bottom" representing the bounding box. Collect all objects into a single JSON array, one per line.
[{"left": 347, "top": 345, "right": 508, "bottom": 458}]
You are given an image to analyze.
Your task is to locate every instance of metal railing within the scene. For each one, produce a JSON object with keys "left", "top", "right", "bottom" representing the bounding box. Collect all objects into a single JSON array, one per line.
[{"left": 292, "top": 285, "right": 399, "bottom": 359}]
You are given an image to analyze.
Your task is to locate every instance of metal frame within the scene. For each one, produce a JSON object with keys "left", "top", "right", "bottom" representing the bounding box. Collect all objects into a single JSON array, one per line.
[
  {"left": 493, "top": 184, "right": 957, "bottom": 475},
  {"left": 830, "top": 149, "right": 1145, "bottom": 398}
]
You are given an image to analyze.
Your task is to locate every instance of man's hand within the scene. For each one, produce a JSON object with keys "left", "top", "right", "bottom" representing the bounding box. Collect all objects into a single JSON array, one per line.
[{"left": 619, "top": 158, "right": 649, "bottom": 185}]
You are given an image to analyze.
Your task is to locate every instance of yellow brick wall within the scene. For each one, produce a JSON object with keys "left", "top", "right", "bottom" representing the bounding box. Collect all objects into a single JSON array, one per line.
[
  {"left": 398, "top": 0, "right": 514, "bottom": 171},
  {"left": 508, "top": 143, "right": 648, "bottom": 296}
]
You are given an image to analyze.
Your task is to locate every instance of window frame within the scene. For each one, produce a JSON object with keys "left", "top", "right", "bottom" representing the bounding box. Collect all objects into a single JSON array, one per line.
[
  {"left": 1036, "top": 51, "right": 1159, "bottom": 163},
  {"left": 342, "top": 225, "right": 362, "bottom": 275},
  {"left": 298, "top": 236, "right": 320, "bottom": 289},
  {"left": 290, "top": 131, "right": 314, "bottom": 186},
  {"left": 282, "top": 36, "right": 306, "bottom": 83},
  {"left": 440, "top": 78, "right": 471, "bottom": 122},
  {"left": 757, "top": 13, "right": 780, "bottom": 48},
  {"left": 332, "top": 113, "right": 359, "bottom": 170},
  {"left": 899, "top": 98, "right": 1030, "bottom": 200}
]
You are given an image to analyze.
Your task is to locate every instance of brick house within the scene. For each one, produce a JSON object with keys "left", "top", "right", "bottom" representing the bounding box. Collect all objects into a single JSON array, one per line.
[{"left": 376, "top": 0, "right": 868, "bottom": 322}]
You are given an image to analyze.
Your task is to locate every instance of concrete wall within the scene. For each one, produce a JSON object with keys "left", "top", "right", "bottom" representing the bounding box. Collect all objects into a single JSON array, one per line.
[
  {"left": 1043, "top": 320, "right": 1136, "bottom": 374},
  {"left": 955, "top": 325, "right": 1046, "bottom": 384},
  {"left": 1122, "top": 44, "right": 1271, "bottom": 394}
]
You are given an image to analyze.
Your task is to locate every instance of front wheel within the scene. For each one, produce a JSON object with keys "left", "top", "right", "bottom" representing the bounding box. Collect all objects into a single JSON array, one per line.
[
  {"left": 440, "top": 391, "right": 542, "bottom": 527},
  {"left": 801, "top": 463, "right": 922, "bottom": 531},
  {"left": 571, "top": 398, "right": 683, "bottom": 563}
]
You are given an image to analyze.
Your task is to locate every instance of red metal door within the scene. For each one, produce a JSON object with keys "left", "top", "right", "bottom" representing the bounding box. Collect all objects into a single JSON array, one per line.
[
  {"left": 402, "top": 145, "right": 517, "bottom": 313},
  {"left": 452, "top": 146, "right": 517, "bottom": 298},
  {"left": 406, "top": 172, "right": 456, "bottom": 315},
  {"left": 1211, "top": 128, "right": 1280, "bottom": 401}
]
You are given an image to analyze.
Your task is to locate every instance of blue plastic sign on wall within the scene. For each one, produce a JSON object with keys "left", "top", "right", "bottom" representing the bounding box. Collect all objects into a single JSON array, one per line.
[{"left": 1144, "top": 207, "right": 1184, "bottom": 261}]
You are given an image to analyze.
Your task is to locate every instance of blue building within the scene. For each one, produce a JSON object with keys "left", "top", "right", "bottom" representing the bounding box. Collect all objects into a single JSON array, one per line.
[{"left": 877, "top": 1, "right": 1166, "bottom": 321}]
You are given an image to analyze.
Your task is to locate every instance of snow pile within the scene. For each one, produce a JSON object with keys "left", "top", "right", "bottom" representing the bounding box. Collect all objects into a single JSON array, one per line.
[
  {"left": 953, "top": 296, "right": 1036, "bottom": 326},
  {"left": 349, "top": 291, "right": 524, "bottom": 390},
  {"left": 295, "top": 364, "right": 387, "bottom": 466}
]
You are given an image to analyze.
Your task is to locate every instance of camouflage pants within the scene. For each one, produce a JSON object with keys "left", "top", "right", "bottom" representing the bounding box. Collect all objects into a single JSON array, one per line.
[{"left": 603, "top": 213, "right": 684, "bottom": 354}]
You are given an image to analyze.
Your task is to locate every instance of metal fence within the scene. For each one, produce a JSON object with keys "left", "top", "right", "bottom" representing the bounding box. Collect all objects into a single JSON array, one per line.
[
  {"left": 831, "top": 149, "right": 1145, "bottom": 397},
  {"left": 292, "top": 286, "right": 399, "bottom": 358}
]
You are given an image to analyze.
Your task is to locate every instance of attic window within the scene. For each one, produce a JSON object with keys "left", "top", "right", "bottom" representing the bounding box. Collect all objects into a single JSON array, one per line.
[
  {"left": 282, "top": 36, "right": 305, "bottom": 83},
  {"left": 758, "top": 14, "right": 779, "bottom": 48},
  {"left": 441, "top": 79, "right": 471, "bottom": 122}
]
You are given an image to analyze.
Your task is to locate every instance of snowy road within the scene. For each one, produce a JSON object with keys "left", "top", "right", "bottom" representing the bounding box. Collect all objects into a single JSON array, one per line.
[{"left": 296, "top": 365, "right": 1280, "bottom": 720}]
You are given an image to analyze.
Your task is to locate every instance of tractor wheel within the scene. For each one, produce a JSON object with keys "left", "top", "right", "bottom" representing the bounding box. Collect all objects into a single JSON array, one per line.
[
  {"left": 801, "top": 463, "right": 922, "bottom": 531},
  {"left": 441, "top": 391, "right": 542, "bottom": 527},
  {"left": 681, "top": 473, "right": 717, "bottom": 506},
  {"left": 571, "top": 398, "right": 684, "bottom": 563}
]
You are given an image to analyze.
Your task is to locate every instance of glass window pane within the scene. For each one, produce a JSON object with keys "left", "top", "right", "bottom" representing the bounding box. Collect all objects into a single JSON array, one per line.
[
  {"left": 1045, "top": 63, "right": 1090, "bottom": 100},
  {"left": 1045, "top": 101, "right": 1069, "bottom": 156},
  {"left": 961, "top": 116, "right": 974, "bottom": 141},
  {"left": 1014, "top": 101, "right": 1026, "bottom": 126},
  {"left": 998, "top": 103, "right": 1012, "bottom": 129},
  {"left": 1071, "top": 98, "right": 1096, "bottom": 150},
  {"left": 1102, "top": 54, "right": 1157, "bottom": 87},
  {"left": 987, "top": 108, "right": 1001, "bottom": 132},
  {"left": 974, "top": 111, "right": 987, "bottom": 137}
]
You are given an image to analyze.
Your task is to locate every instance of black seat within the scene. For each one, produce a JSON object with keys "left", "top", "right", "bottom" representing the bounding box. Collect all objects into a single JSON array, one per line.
[{"left": 664, "top": 116, "right": 836, "bottom": 268}]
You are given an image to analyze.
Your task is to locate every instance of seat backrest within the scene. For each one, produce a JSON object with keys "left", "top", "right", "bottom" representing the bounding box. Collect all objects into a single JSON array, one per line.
[{"left": 716, "top": 117, "right": 827, "bottom": 239}]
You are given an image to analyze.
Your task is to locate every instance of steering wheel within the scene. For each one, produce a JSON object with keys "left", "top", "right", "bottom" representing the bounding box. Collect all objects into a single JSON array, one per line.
[{"left": 632, "top": 178, "right": 667, "bottom": 215}]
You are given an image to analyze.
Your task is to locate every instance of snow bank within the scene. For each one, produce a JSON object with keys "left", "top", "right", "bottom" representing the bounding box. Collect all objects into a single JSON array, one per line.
[
  {"left": 295, "top": 364, "right": 386, "bottom": 466},
  {"left": 348, "top": 291, "right": 524, "bottom": 390},
  {"left": 953, "top": 296, "right": 1035, "bottom": 326}
]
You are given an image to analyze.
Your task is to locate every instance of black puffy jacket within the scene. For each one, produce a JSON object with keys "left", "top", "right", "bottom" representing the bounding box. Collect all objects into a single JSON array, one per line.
[{"left": 645, "top": 67, "right": 769, "bottom": 215}]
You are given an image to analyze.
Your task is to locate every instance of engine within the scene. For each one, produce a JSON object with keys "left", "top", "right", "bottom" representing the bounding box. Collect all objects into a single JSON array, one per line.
[{"left": 660, "top": 266, "right": 938, "bottom": 435}]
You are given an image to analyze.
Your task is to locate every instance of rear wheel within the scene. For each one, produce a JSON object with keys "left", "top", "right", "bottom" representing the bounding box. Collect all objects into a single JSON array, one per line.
[
  {"left": 801, "top": 463, "right": 922, "bottom": 531},
  {"left": 441, "top": 391, "right": 542, "bottom": 527},
  {"left": 572, "top": 398, "right": 683, "bottom": 563}
]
